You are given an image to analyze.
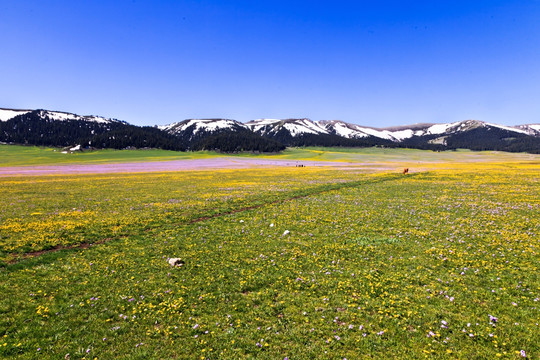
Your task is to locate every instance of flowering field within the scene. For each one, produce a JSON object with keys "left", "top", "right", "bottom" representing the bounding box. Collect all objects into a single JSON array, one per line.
[
  {"left": 2, "top": 144, "right": 537, "bottom": 167},
  {"left": 0, "top": 162, "right": 538, "bottom": 359}
]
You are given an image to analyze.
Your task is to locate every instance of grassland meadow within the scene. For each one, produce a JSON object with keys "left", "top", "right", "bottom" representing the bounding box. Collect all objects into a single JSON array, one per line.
[{"left": 0, "top": 154, "right": 538, "bottom": 359}]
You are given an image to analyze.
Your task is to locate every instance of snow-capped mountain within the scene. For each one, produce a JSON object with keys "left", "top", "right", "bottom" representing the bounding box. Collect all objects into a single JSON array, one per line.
[
  {"left": 321, "top": 119, "right": 535, "bottom": 143},
  {"left": 239, "top": 117, "right": 540, "bottom": 152},
  {"left": 246, "top": 117, "right": 423, "bottom": 141},
  {"left": 1, "top": 107, "right": 539, "bottom": 153},
  {"left": 320, "top": 120, "right": 430, "bottom": 141},
  {"left": 418, "top": 119, "right": 529, "bottom": 137},
  {"left": 245, "top": 118, "right": 330, "bottom": 137},
  {"left": 159, "top": 118, "right": 247, "bottom": 136},
  {"left": 0, "top": 107, "right": 123, "bottom": 124},
  {"left": 36, "top": 109, "right": 122, "bottom": 124},
  {"left": 157, "top": 118, "right": 284, "bottom": 151},
  {"left": 0, "top": 108, "right": 185, "bottom": 151},
  {"left": 244, "top": 118, "right": 538, "bottom": 143}
]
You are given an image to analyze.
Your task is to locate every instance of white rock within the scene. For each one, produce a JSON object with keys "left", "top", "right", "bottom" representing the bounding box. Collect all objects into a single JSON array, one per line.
[{"left": 168, "top": 258, "right": 184, "bottom": 267}]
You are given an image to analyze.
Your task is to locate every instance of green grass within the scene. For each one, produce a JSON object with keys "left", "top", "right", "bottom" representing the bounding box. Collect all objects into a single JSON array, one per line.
[
  {"left": 0, "top": 145, "right": 227, "bottom": 167},
  {"left": 2, "top": 144, "right": 538, "bottom": 167},
  {"left": 0, "top": 164, "right": 538, "bottom": 359},
  {"left": 268, "top": 147, "right": 540, "bottom": 163}
]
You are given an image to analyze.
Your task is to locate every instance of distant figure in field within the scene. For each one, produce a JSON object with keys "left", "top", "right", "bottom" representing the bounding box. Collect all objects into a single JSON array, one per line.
[{"left": 403, "top": 168, "right": 409, "bottom": 174}]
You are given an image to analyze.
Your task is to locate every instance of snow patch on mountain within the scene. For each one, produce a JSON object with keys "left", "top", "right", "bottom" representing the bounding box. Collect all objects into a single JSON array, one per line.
[
  {"left": 319, "top": 121, "right": 369, "bottom": 138},
  {"left": 244, "top": 119, "right": 281, "bottom": 134},
  {"left": 425, "top": 122, "right": 459, "bottom": 135},
  {"left": 378, "top": 120, "right": 533, "bottom": 141},
  {"left": 390, "top": 129, "right": 415, "bottom": 140},
  {"left": 437, "top": 120, "right": 530, "bottom": 135},
  {"left": 486, "top": 122, "right": 529, "bottom": 135},
  {"left": 319, "top": 120, "right": 425, "bottom": 141},
  {"left": 515, "top": 124, "right": 540, "bottom": 136},
  {"left": 0, "top": 109, "right": 31, "bottom": 121},
  {"left": 283, "top": 119, "right": 329, "bottom": 136},
  {"left": 159, "top": 119, "right": 247, "bottom": 135},
  {"left": 36, "top": 110, "right": 116, "bottom": 124},
  {"left": 246, "top": 118, "right": 330, "bottom": 137},
  {"left": 356, "top": 127, "right": 395, "bottom": 140},
  {"left": 332, "top": 122, "right": 368, "bottom": 138}
]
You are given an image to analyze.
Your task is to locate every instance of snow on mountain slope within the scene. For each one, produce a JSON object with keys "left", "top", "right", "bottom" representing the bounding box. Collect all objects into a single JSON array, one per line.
[
  {"left": 329, "top": 121, "right": 367, "bottom": 138},
  {"left": 282, "top": 119, "right": 329, "bottom": 136},
  {"left": 374, "top": 121, "right": 476, "bottom": 141},
  {"left": 319, "top": 120, "right": 422, "bottom": 141},
  {"left": 0, "top": 108, "right": 121, "bottom": 124},
  {"left": 486, "top": 122, "right": 529, "bottom": 135},
  {"left": 244, "top": 119, "right": 281, "bottom": 134},
  {"left": 2, "top": 106, "right": 539, "bottom": 146},
  {"left": 512, "top": 124, "right": 540, "bottom": 136},
  {"left": 424, "top": 122, "right": 459, "bottom": 135},
  {"left": 319, "top": 120, "right": 369, "bottom": 138},
  {"left": 0, "top": 108, "right": 32, "bottom": 121},
  {"left": 159, "top": 119, "right": 248, "bottom": 136},
  {"left": 354, "top": 127, "right": 398, "bottom": 140},
  {"left": 35, "top": 110, "right": 118, "bottom": 124},
  {"left": 246, "top": 118, "right": 330, "bottom": 136},
  {"left": 246, "top": 118, "right": 535, "bottom": 142},
  {"left": 432, "top": 120, "right": 531, "bottom": 136},
  {"left": 374, "top": 120, "right": 533, "bottom": 141},
  {"left": 516, "top": 124, "right": 540, "bottom": 136}
]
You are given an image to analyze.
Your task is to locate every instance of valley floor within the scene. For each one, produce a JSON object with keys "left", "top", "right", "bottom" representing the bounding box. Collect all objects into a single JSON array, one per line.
[
  {"left": 0, "top": 158, "right": 538, "bottom": 359},
  {"left": 0, "top": 157, "right": 389, "bottom": 176}
]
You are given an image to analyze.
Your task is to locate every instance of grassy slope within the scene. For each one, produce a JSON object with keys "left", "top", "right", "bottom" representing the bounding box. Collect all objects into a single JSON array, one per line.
[
  {"left": 1, "top": 144, "right": 539, "bottom": 167},
  {"left": 0, "top": 145, "right": 226, "bottom": 166}
]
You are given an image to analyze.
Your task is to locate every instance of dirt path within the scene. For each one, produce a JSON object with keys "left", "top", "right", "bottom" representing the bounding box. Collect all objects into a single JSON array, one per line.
[{"left": 0, "top": 157, "right": 391, "bottom": 176}]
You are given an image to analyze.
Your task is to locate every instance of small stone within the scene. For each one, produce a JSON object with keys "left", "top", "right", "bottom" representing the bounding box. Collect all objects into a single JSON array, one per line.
[{"left": 168, "top": 258, "right": 185, "bottom": 267}]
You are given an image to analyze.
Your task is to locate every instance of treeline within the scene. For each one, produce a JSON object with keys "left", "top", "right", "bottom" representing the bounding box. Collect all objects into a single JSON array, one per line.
[
  {"left": 374, "top": 128, "right": 540, "bottom": 153},
  {"left": 266, "top": 128, "right": 395, "bottom": 148},
  {"left": 191, "top": 131, "right": 286, "bottom": 152},
  {"left": 444, "top": 127, "right": 540, "bottom": 153},
  {"left": 83, "top": 126, "right": 187, "bottom": 151}
]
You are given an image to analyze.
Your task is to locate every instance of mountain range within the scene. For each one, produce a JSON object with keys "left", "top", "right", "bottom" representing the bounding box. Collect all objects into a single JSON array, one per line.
[{"left": 1, "top": 107, "right": 539, "bottom": 153}]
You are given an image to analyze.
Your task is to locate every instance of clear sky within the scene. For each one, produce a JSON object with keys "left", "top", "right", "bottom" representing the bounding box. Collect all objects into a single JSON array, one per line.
[{"left": 1, "top": 0, "right": 539, "bottom": 127}]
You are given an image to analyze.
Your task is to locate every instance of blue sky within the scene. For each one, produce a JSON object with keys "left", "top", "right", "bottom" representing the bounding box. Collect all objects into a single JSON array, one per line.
[{"left": 1, "top": 0, "right": 539, "bottom": 127}]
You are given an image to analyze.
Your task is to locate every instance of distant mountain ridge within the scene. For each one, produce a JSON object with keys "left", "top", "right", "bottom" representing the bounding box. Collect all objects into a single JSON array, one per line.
[
  {"left": 0, "top": 109, "right": 186, "bottom": 151},
  {"left": 247, "top": 118, "right": 539, "bottom": 142},
  {"left": 158, "top": 118, "right": 249, "bottom": 143},
  {"left": 1, "top": 107, "right": 539, "bottom": 153},
  {"left": 0, "top": 108, "right": 122, "bottom": 124}
]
